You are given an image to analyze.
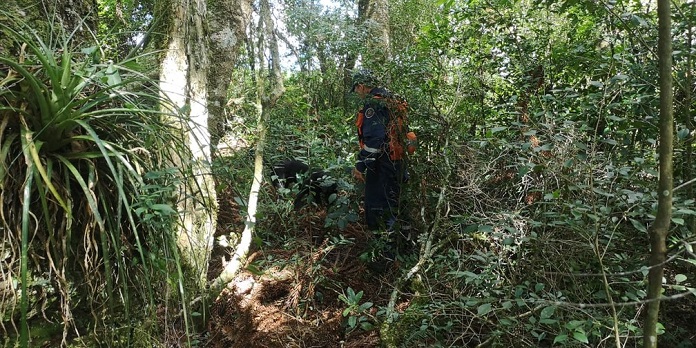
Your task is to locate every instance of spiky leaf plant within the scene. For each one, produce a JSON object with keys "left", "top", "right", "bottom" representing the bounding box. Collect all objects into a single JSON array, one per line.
[{"left": 0, "top": 18, "right": 196, "bottom": 347}]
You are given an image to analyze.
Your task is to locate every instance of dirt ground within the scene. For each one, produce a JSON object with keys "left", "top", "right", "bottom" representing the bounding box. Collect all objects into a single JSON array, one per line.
[{"left": 205, "top": 185, "right": 403, "bottom": 348}]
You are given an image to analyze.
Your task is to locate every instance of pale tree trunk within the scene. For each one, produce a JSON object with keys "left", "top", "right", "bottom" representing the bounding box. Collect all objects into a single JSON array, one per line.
[
  {"left": 209, "top": 0, "right": 284, "bottom": 294},
  {"left": 207, "top": 0, "right": 253, "bottom": 151},
  {"left": 159, "top": 0, "right": 217, "bottom": 292},
  {"left": 364, "top": 0, "right": 391, "bottom": 67},
  {"left": 643, "top": 0, "right": 673, "bottom": 347}
]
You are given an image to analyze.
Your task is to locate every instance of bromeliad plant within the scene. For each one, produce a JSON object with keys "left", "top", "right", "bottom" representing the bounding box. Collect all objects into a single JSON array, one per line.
[{"left": 0, "top": 20, "right": 193, "bottom": 346}]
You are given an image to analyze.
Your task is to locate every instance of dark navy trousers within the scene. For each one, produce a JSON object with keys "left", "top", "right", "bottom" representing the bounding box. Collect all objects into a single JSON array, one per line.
[{"left": 363, "top": 154, "right": 402, "bottom": 231}]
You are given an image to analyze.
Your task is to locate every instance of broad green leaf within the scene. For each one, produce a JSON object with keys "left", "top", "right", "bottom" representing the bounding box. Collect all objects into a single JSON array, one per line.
[
  {"left": 573, "top": 330, "right": 589, "bottom": 344},
  {"left": 478, "top": 225, "right": 494, "bottom": 233},
  {"left": 565, "top": 320, "right": 585, "bottom": 330},
  {"left": 105, "top": 62, "right": 122, "bottom": 86},
  {"left": 630, "top": 219, "right": 647, "bottom": 233},
  {"left": 675, "top": 274, "right": 687, "bottom": 284},
  {"left": 360, "top": 321, "right": 375, "bottom": 330},
  {"left": 540, "top": 305, "right": 556, "bottom": 319},
  {"left": 553, "top": 334, "right": 568, "bottom": 344},
  {"left": 678, "top": 128, "right": 690, "bottom": 140},
  {"left": 477, "top": 303, "right": 492, "bottom": 316}
]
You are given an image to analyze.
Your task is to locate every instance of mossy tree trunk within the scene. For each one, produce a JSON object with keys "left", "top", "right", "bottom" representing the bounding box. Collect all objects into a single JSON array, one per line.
[{"left": 207, "top": 0, "right": 253, "bottom": 151}]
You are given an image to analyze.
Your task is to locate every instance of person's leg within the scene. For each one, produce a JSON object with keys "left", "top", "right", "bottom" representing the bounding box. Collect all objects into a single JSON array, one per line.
[
  {"left": 380, "top": 158, "right": 401, "bottom": 230},
  {"left": 364, "top": 155, "right": 384, "bottom": 230}
]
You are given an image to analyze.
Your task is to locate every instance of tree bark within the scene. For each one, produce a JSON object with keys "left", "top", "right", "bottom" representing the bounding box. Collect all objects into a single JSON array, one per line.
[
  {"left": 158, "top": 0, "right": 217, "bottom": 294},
  {"left": 206, "top": 0, "right": 253, "bottom": 151},
  {"left": 364, "top": 0, "right": 391, "bottom": 68},
  {"left": 643, "top": 0, "right": 673, "bottom": 347},
  {"left": 209, "top": 0, "right": 284, "bottom": 295}
]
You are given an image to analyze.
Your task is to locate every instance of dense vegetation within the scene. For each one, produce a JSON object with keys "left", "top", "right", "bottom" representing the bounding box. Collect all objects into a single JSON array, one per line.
[{"left": 1, "top": 0, "right": 695, "bottom": 347}]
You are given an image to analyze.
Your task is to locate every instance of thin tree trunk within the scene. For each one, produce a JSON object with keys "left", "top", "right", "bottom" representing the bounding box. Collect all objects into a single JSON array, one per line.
[
  {"left": 643, "top": 0, "right": 673, "bottom": 346},
  {"left": 684, "top": 2, "right": 694, "bottom": 232},
  {"left": 209, "top": 0, "right": 284, "bottom": 295}
]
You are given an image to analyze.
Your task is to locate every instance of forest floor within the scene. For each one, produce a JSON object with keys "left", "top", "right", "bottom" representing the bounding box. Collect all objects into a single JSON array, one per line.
[
  {"left": 204, "top": 184, "right": 405, "bottom": 348},
  {"left": 199, "top": 181, "right": 696, "bottom": 348}
]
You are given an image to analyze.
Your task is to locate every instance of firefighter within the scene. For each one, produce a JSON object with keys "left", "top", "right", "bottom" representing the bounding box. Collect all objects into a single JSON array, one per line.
[{"left": 350, "top": 69, "right": 416, "bottom": 233}]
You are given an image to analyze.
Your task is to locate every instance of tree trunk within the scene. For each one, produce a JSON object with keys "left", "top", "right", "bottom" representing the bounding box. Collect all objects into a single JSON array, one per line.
[
  {"left": 207, "top": 0, "right": 253, "bottom": 151},
  {"left": 209, "top": 0, "right": 284, "bottom": 295},
  {"left": 364, "top": 0, "right": 391, "bottom": 68},
  {"left": 158, "top": 0, "right": 217, "bottom": 294},
  {"left": 643, "top": 0, "right": 673, "bottom": 347},
  {"left": 683, "top": 2, "right": 694, "bottom": 232}
]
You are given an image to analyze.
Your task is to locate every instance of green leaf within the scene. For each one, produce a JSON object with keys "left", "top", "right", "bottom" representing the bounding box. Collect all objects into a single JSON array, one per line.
[
  {"left": 553, "top": 334, "right": 568, "bottom": 344},
  {"left": 565, "top": 320, "right": 585, "bottom": 330},
  {"left": 245, "top": 263, "right": 264, "bottom": 276},
  {"left": 359, "top": 302, "right": 373, "bottom": 311},
  {"left": 478, "top": 225, "right": 494, "bottom": 233},
  {"left": 573, "top": 330, "right": 589, "bottom": 344},
  {"left": 360, "top": 321, "right": 375, "bottom": 331},
  {"left": 672, "top": 218, "right": 685, "bottom": 225},
  {"left": 678, "top": 128, "right": 691, "bottom": 140},
  {"left": 150, "top": 203, "right": 177, "bottom": 215},
  {"left": 105, "top": 62, "right": 122, "bottom": 86},
  {"left": 477, "top": 303, "right": 492, "bottom": 316},
  {"left": 540, "top": 305, "right": 556, "bottom": 319},
  {"left": 630, "top": 218, "right": 647, "bottom": 233},
  {"left": 675, "top": 274, "right": 687, "bottom": 284}
]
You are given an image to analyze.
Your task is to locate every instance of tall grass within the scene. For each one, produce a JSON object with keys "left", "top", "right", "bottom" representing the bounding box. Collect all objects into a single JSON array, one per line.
[{"left": 0, "top": 16, "right": 198, "bottom": 346}]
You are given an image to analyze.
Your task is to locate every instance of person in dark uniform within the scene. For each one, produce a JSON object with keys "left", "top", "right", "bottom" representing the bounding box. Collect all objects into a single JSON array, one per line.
[{"left": 350, "top": 69, "right": 416, "bottom": 233}]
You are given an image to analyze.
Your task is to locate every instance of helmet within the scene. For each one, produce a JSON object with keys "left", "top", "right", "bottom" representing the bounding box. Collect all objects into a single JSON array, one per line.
[{"left": 351, "top": 69, "right": 377, "bottom": 92}]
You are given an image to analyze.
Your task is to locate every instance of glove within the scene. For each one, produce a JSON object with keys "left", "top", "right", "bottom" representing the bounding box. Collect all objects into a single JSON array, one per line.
[
  {"left": 355, "top": 149, "right": 377, "bottom": 175},
  {"left": 352, "top": 167, "right": 365, "bottom": 182}
]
